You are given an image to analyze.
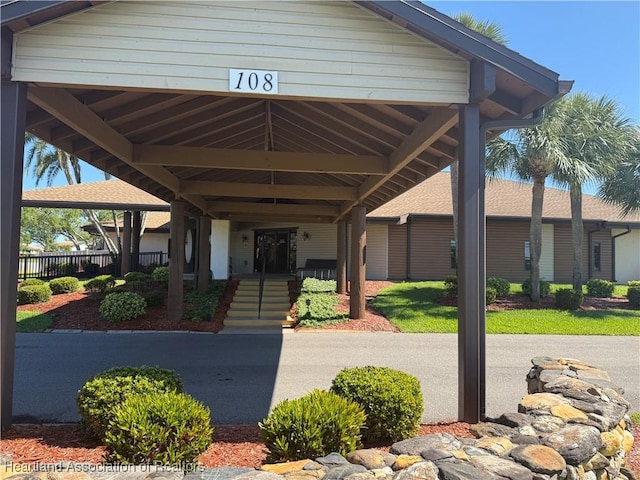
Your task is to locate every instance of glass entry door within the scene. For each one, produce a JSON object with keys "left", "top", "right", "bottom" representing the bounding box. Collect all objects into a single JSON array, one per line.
[{"left": 254, "top": 229, "right": 296, "bottom": 273}]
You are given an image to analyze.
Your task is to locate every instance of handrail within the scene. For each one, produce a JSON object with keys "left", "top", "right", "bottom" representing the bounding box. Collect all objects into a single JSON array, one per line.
[{"left": 258, "top": 242, "right": 267, "bottom": 320}]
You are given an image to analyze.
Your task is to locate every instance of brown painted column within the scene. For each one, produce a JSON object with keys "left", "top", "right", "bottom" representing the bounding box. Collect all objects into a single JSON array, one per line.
[
  {"left": 336, "top": 221, "right": 347, "bottom": 294},
  {"left": 168, "top": 200, "right": 185, "bottom": 321},
  {"left": 349, "top": 206, "right": 366, "bottom": 319},
  {"left": 457, "top": 103, "right": 483, "bottom": 423},
  {"left": 121, "top": 211, "right": 132, "bottom": 275},
  {"left": 197, "top": 216, "right": 211, "bottom": 294},
  {"left": 1, "top": 80, "right": 27, "bottom": 430},
  {"left": 132, "top": 210, "right": 142, "bottom": 271}
]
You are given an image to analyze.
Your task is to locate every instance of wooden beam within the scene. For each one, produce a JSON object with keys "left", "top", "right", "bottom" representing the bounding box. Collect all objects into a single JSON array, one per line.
[
  {"left": 488, "top": 90, "right": 522, "bottom": 115},
  {"left": 337, "top": 108, "right": 458, "bottom": 219},
  {"left": 181, "top": 181, "right": 357, "bottom": 200},
  {"left": 221, "top": 214, "right": 333, "bottom": 224},
  {"left": 208, "top": 201, "right": 340, "bottom": 217},
  {"left": 27, "top": 86, "right": 209, "bottom": 213},
  {"left": 134, "top": 145, "right": 388, "bottom": 175}
]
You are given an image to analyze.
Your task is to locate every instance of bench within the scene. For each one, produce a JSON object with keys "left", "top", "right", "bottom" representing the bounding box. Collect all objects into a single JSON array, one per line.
[{"left": 296, "top": 259, "right": 337, "bottom": 280}]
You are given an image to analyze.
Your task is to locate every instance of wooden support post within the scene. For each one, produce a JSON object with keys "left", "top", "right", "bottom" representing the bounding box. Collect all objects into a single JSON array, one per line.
[
  {"left": 336, "top": 221, "right": 347, "bottom": 294},
  {"left": 457, "top": 103, "right": 483, "bottom": 424},
  {"left": 121, "top": 211, "right": 132, "bottom": 275},
  {"left": 168, "top": 200, "right": 185, "bottom": 322},
  {"left": 1, "top": 80, "right": 27, "bottom": 430},
  {"left": 349, "top": 206, "right": 366, "bottom": 319},
  {"left": 132, "top": 210, "right": 142, "bottom": 271},
  {"left": 197, "top": 216, "right": 211, "bottom": 294}
]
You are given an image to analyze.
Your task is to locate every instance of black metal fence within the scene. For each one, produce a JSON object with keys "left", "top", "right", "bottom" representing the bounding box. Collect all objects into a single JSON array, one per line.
[{"left": 17, "top": 251, "right": 167, "bottom": 281}]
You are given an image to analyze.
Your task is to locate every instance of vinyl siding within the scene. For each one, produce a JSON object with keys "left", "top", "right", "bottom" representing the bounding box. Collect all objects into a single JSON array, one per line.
[
  {"left": 387, "top": 224, "right": 407, "bottom": 279},
  {"left": 296, "top": 224, "right": 336, "bottom": 268},
  {"left": 366, "top": 224, "right": 387, "bottom": 280},
  {"left": 553, "top": 225, "right": 613, "bottom": 283},
  {"left": 408, "top": 218, "right": 455, "bottom": 280},
  {"left": 13, "top": 1, "right": 469, "bottom": 104},
  {"left": 486, "top": 221, "right": 529, "bottom": 282},
  {"left": 613, "top": 229, "right": 640, "bottom": 283}
]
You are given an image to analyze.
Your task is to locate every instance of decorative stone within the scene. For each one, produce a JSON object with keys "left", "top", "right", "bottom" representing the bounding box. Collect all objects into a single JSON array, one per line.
[
  {"left": 532, "top": 416, "right": 566, "bottom": 434},
  {"left": 550, "top": 404, "right": 588, "bottom": 420},
  {"left": 262, "top": 460, "right": 312, "bottom": 475},
  {"left": 462, "top": 446, "right": 491, "bottom": 458},
  {"left": 450, "top": 450, "right": 468, "bottom": 461},
  {"left": 519, "top": 393, "right": 568, "bottom": 412},
  {"left": 476, "top": 436, "right": 514, "bottom": 456},
  {"left": 599, "top": 431, "right": 622, "bottom": 456},
  {"left": 495, "top": 412, "right": 533, "bottom": 428},
  {"left": 381, "top": 453, "right": 397, "bottom": 468},
  {"left": 303, "top": 462, "right": 325, "bottom": 471},
  {"left": 543, "top": 425, "right": 602, "bottom": 465},
  {"left": 390, "top": 434, "right": 461, "bottom": 456},
  {"left": 185, "top": 467, "right": 254, "bottom": 480},
  {"left": 469, "top": 422, "right": 517, "bottom": 439},
  {"left": 341, "top": 472, "right": 374, "bottom": 480},
  {"left": 437, "top": 461, "right": 495, "bottom": 480},
  {"left": 392, "top": 455, "right": 423, "bottom": 470},
  {"left": 470, "top": 454, "right": 534, "bottom": 480},
  {"left": 234, "top": 471, "right": 284, "bottom": 480},
  {"left": 315, "top": 453, "right": 349, "bottom": 468},
  {"left": 582, "top": 452, "right": 609, "bottom": 471},
  {"left": 284, "top": 470, "right": 326, "bottom": 480},
  {"left": 420, "top": 448, "right": 454, "bottom": 462},
  {"left": 322, "top": 464, "right": 367, "bottom": 480},
  {"left": 393, "top": 462, "right": 439, "bottom": 480},
  {"left": 369, "top": 467, "right": 393, "bottom": 479},
  {"left": 510, "top": 445, "right": 567, "bottom": 475},
  {"left": 621, "top": 430, "right": 634, "bottom": 454},
  {"left": 346, "top": 450, "right": 386, "bottom": 470}
]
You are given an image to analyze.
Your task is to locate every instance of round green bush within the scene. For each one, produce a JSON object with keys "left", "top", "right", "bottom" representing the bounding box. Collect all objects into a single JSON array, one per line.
[
  {"left": 99, "top": 292, "right": 146, "bottom": 322},
  {"left": 122, "top": 279, "right": 154, "bottom": 294},
  {"left": 628, "top": 280, "right": 640, "bottom": 287},
  {"left": 84, "top": 278, "right": 108, "bottom": 295},
  {"left": 522, "top": 278, "right": 551, "bottom": 298},
  {"left": 627, "top": 286, "right": 640, "bottom": 308},
  {"left": 142, "top": 290, "right": 165, "bottom": 308},
  {"left": 443, "top": 275, "right": 457, "bottom": 296},
  {"left": 17, "top": 285, "right": 52, "bottom": 305},
  {"left": 124, "top": 271, "right": 152, "bottom": 283},
  {"left": 19, "top": 278, "right": 45, "bottom": 287},
  {"left": 104, "top": 392, "right": 213, "bottom": 466},
  {"left": 585, "top": 278, "right": 614, "bottom": 298},
  {"left": 331, "top": 366, "right": 423, "bottom": 444},
  {"left": 95, "top": 275, "right": 116, "bottom": 288},
  {"left": 152, "top": 266, "right": 169, "bottom": 283},
  {"left": 49, "top": 276, "right": 80, "bottom": 294},
  {"left": 486, "top": 277, "right": 510, "bottom": 298},
  {"left": 485, "top": 287, "right": 497, "bottom": 305},
  {"left": 77, "top": 365, "right": 183, "bottom": 440},
  {"left": 555, "top": 288, "right": 584, "bottom": 310},
  {"left": 259, "top": 389, "right": 366, "bottom": 462}
]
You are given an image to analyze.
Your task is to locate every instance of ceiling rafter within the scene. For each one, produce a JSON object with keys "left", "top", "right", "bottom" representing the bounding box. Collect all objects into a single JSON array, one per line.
[{"left": 180, "top": 180, "right": 358, "bottom": 201}]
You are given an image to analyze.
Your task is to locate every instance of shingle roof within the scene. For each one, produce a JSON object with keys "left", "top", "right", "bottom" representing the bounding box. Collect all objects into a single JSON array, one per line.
[
  {"left": 22, "top": 179, "right": 169, "bottom": 211},
  {"left": 101, "top": 211, "right": 170, "bottom": 231},
  {"left": 369, "top": 172, "right": 640, "bottom": 224}
]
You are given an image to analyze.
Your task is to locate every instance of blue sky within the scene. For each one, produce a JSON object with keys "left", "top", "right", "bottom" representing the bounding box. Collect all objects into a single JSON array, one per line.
[{"left": 22, "top": 1, "right": 640, "bottom": 192}]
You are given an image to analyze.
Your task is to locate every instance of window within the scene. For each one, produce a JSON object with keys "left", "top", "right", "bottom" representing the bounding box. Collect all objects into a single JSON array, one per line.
[
  {"left": 593, "top": 242, "right": 601, "bottom": 272},
  {"left": 524, "top": 241, "right": 531, "bottom": 270},
  {"left": 450, "top": 240, "right": 457, "bottom": 269}
]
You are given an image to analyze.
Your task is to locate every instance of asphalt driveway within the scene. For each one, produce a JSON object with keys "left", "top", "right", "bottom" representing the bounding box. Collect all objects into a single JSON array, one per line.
[{"left": 12, "top": 331, "right": 639, "bottom": 424}]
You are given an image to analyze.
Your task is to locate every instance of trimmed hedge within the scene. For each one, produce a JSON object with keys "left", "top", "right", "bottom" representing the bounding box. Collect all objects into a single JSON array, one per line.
[
  {"left": 77, "top": 366, "right": 183, "bottom": 440},
  {"left": 486, "top": 277, "right": 510, "bottom": 298},
  {"left": 555, "top": 288, "right": 584, "bottom": 310},
  {"left": 19, "top": 278, "right": 45, "bottom": 287},
  {"left": 84, "top": 278, "right": 108, "bottom": 295},
  {"left": 331, "top": 366, "right": 423, "bottom": 443},
  {"left": 627, "top": 286, "right": 640, "bottom": 308},
  {"left": 259, "top": 389, "right": 365, "bottom": 462},
  {"left": 301, "top": 277, "right": 336, "bottom": 293},
  {"left": 17, "top": 285, "right": 52, "bottom": 305},
  {"left": 443, "top": 275, "right": 457, "bottom": 297},
  {"left": 142, "top": 290, "right": 165, "bottom": 308},
  {"left": 104, "top": 392, "right": 213, "bottom": 466},
  {"left": 99, "top": 292, "right": 146, "bottom": 322},
  {"left": 151, "top": 266, "right": 169, "bottom": 283},
  {"left": 485, "top": 287, "right": 497, "bottom": 305},
  {"left": 585, "top": 278, "right": 614, "bottom": 298},
  {"left": 95, "top": 275, "right": 116, "bottom": 288},
  {"left": 522, "top": 278, "right": 551, "bottom": 298},
  {"left": 49, "top": 276, "right": 80, "bottom": 294},
  {"left": 124, "top": 271, "right": 152, "bottom": 283}
]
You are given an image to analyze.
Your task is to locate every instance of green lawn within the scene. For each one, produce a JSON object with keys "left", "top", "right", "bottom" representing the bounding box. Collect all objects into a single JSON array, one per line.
[
  {"left": 16, "top": 310, "right": 52, "bottom": 332},
  {"left": 373, "top": 281, "right": 640, "bottom": 335}
]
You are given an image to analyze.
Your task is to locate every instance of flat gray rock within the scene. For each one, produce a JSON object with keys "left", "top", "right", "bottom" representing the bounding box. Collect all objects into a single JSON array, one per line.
[
  {"left": 315, "top": 452, "right": 350, "bottom": 468},
  {"left": 437, "top": 461, "right": 496, "bottom": 480},
  {"left": 322, "top": 464, "right": 367, "bottom": 480},
  {"left": 470, "top": 454, "right": 533, "bottom": 480},
  {"left": 542, "top": 425, "right": 602, "bottom": 465},
  {"left": 184, "top": 467, "right": 254, "bottom": 480},
  {"left": 391, "top": 434, "right": 461, "bottom": 456}
]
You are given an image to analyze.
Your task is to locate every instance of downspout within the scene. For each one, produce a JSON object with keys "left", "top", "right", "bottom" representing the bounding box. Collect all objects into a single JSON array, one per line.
[
  {"left": 406, "top": 215, "right": 412, "bottom": 280},
  {"left": 611, "top": 227, "right": 631, "bottom": 282},
  {"left": 476, "top": 108, "right": 544, "bottom": 420}
]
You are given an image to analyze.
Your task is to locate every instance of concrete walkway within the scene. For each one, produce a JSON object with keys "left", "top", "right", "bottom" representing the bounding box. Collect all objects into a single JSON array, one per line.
[{"left": 12, "top": 331, "right": 639, "bottom": 424}]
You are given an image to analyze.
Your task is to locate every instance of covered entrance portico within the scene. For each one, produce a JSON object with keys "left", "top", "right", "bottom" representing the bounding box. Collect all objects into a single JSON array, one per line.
[{"left": 1, "top": 0, "right": 570, "bottom": 429}]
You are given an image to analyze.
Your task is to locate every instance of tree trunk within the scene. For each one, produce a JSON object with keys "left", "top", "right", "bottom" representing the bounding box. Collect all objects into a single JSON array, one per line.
[
  {"left": 570, "top": 185, "right": 583, "bottom": 291},
  {"left": 450, "top": 160, "right": 459, "bottom": 270},
  {"left": 83, "top": 209, "right": 118, "bottom": 254},
  {"left": 529, "top": 175, "right": 545, "bottom": 302}
]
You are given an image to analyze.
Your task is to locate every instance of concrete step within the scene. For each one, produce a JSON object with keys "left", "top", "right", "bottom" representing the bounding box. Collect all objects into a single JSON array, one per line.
[
  {"left": 235, "top": 286, "right": 290, "bottom": 294},
  {"left": 226, "top": 309, "right": 290, "bottom": 319},
  {"left": 225, "top": 316, "right": 295, "bottom": 327},
  {"left": 229, "top": 303, "right": 290, "bottom": 312}
]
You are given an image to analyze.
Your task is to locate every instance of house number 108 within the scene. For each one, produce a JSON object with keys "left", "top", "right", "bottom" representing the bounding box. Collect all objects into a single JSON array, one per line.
[{"left": 229, "top": 69, "right": 279, "bottom": 95}]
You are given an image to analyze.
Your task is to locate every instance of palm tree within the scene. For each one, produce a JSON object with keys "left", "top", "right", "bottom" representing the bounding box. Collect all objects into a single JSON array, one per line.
[
  {"left": 486, "top": 100, "right": 567, "bottom": 301},
  {"left": 24, "top": 134, "right": 120, "bottom": 254},
  {"left": 450, "top": 13, "right": 507, "bottom": 268},
  {"left": 598, "top": 127, "right": 640, "bottom": 216},
  {"left": 552, "top": 94, "right": 633, "bottom": 290}
]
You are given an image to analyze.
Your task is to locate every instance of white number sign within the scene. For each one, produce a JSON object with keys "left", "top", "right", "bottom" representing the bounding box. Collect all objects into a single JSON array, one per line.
[{"left": 229, "top": 69, "right": 278, "bottom": 94}]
